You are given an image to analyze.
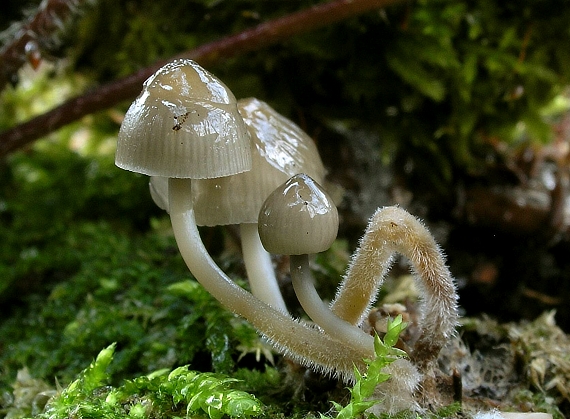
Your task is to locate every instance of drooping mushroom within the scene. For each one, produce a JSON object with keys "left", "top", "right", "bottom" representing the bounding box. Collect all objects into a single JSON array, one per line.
[
  {"left": 258, "top": 173, "right": 374, "bottom": 353},
  {"left": 330, "top": 206, "right": 459, "bottom": 370},
  {"left": 116, "top": 59, "right": 373, "bottom": 382}
]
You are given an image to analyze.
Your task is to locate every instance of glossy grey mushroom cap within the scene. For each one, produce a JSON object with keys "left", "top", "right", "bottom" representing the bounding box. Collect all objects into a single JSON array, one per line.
[
  {"left": 258, "top": 173, "right": 338, "bottom": 255},
  {"left": 115, "top": 59, "right": 251, "bottom": 179},
  {"left": 192, "top": 98, "right": 326, "bottom": 226}
]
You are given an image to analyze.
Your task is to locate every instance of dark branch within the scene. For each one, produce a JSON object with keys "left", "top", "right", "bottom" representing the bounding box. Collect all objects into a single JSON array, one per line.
[
  {"left": 0, "top": 0, "right": 89, "bottom": 91},
  {"left": 0, "top": 0, "right": 403, "bottom": 157}
]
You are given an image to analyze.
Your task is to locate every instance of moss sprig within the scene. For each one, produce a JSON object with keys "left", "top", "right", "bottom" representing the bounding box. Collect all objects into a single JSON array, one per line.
[{"left": 326, "top": 315, "right": 408, "bottom": 419}]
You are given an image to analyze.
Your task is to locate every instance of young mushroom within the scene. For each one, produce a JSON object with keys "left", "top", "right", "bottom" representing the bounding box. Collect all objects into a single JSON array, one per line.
[
  {"left": 258, "top": 173, "right": 374, "bottom": 354},
  {"left": 115, "top": 59, "right": 373, "bottom": 382},
  {"left": 330, "top": 206, "right": 459, "bottom": 370}
]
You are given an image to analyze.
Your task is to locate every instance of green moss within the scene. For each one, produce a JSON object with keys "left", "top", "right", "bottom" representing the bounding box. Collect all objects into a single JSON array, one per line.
[
  {"left": 0, "top": 138, "right": 269, "bottom": 401},
  {"left": 7, "top": 344, "right": 264, "bottom": 419}
]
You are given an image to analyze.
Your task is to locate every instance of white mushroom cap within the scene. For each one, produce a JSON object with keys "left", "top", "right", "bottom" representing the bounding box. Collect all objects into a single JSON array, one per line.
[
  {"left": 115, "top": 59, "right": 251, "bottom": 179},
  {"left": 258, "top": 173, "right": 338, "bottom": 255},
  {"left": 192, "top": 97, "right": 326, "bottom": 226}
]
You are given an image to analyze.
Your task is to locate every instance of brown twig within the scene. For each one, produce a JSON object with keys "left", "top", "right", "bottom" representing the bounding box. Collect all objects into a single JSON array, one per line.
[
  {"left": 0, "top": 0, "right": 88, "bottom": 90},
  {"left": 0, "top": 0, "right": 403, "bottom": 157}
]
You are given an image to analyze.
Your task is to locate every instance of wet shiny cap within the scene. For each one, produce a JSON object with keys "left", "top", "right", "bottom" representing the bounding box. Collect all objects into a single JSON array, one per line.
[
  {"left": 115, "top": 59, "right": 252, "bottom": 179},
  {"left": 258, "top": 173, "right": 338, "bottom": 255},
  {"left": 238, "top": 97, "right": 326, "bottom": 180},
  {"left": 192, "top": 98, "right": 327, "bottom": 226}
]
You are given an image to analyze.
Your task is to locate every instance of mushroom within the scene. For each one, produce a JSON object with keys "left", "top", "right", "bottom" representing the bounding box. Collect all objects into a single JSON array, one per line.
[
  {"left": 193, "top": 98, "right": 327, "bottom": 313},
  {"left": 258, "top": 173, "right": 374, "bottom": 353},
  {"left": 150, "top": 97, "right": 327, "bottom": 314},
  {"left": 330, "top": 206, "right": 459, "bottom": 370},
  {"left": 115, "top": 60, "right": 251, "bottom": 179},
  {"left": 116, "top": 59, "right": 373, "bottom": 382}
]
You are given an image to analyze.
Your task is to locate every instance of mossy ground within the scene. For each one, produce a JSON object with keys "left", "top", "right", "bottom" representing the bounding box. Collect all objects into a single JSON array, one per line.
[{"left": 1, "top": 139, "right": 569, "bottom": 418}]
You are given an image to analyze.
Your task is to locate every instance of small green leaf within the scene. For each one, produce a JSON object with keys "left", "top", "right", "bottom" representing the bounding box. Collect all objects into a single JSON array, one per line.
[
  {"left": 383, "top": 315, "right": 407, "bottom": 348},
  {"left": 224, "top": 391, "right": 263, "bottom": 417},
  {"left": 386, "top": 53, "right": 447, "bottom": 101},
  {"left": 128, "top": 402, "right": 146, "bottom": 419}
]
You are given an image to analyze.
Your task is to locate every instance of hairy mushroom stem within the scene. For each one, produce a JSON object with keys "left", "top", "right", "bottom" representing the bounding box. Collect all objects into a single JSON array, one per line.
[
  {"left": 169, "top": 178, "right": 373, "bottom": 381},
  {"left": 330, "top": 206, "right": 459, "bottom": 369}
]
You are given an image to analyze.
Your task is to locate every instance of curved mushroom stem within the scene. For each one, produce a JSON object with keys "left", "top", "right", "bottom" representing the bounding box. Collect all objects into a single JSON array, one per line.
[
  {"left": 168, "top": 178, "right": 373, "bottom": 381},
  {"left": 330, "top": 206, "right": 458, "bottom": 369},
  {"left": 240, "top": 223, "right": 288, "bottom": 314},
  {"left": 290, "top": 254, "right": 374, "bottom": 353}
]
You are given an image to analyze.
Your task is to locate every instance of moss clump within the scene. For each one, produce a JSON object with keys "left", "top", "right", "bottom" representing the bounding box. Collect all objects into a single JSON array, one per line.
[{"left": 5, "top": 344, "right": 264, "bottom": 419}]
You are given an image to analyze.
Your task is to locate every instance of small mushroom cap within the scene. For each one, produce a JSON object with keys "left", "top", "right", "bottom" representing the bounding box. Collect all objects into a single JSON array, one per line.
[
  {"left": 192, "top": 98, "right": 326, "bottom": 226},
  {"left": 258, "top": 173, "right": 338, "bottom": 255},
  {"left": 115, "top": 59, "right": 251, "bottom": 179}
]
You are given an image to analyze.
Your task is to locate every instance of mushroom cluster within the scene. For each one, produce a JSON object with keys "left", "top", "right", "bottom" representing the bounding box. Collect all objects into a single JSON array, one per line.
[{"left": 115, "top": 59, "right": 459, "bottom": 411}]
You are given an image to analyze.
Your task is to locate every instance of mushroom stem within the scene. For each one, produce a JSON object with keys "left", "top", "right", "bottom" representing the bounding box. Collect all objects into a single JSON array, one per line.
[
  {"left": 240, "top": 222, "right": 288, "bottom": 313},
  {"left": 168, "top": 178, "right": 373, "bottom": 381},
  {"left": 330, "top": 206, "right": 458, "bottom": 368},
  {"left": 290, "top": 254, "right": 374, "bottom": 352}
]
